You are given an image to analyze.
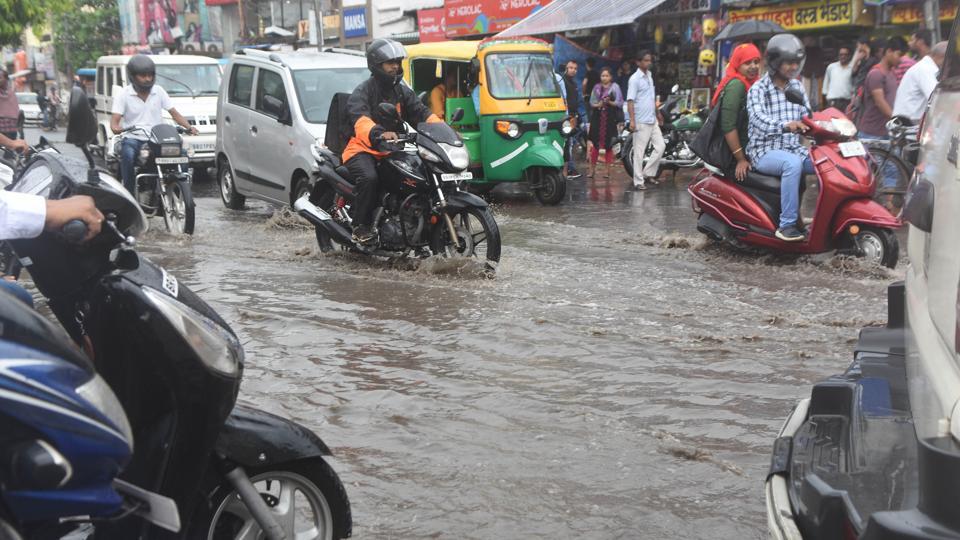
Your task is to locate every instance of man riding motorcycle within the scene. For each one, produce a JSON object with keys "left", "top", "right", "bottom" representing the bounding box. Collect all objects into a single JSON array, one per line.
[{"left": 343, "top": 38, "right": 441, "bottom": 245}]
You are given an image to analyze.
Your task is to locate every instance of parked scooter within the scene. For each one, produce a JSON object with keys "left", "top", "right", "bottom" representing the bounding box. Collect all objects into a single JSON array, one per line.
[
  {"left": 0, "top": 294, "right": 180, "bottom": 538},
  {"left": 300, "top": 101, "right": 501, "bottom": 273},
  {"left": 4, "top": 87, "right": 352, "bottom": 538},
  {"left": 619, "top": 85, "right": 705, "bottom": 179},
  {"left": 688, "top": 88, "right": 900, "bottom": 267},
  {"left": 105, "top": 125, "right": 196, "bottom": 235}
]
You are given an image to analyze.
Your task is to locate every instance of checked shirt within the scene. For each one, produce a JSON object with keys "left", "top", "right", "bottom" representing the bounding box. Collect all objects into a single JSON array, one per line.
[{"left": 746, "top": 74, "right": 810, "bottom": 163}]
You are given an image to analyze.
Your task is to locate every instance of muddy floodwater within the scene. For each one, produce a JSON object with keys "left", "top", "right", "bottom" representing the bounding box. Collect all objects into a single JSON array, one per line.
[{"left": 26, "top": 128, "right": 904, "bottom": 539}]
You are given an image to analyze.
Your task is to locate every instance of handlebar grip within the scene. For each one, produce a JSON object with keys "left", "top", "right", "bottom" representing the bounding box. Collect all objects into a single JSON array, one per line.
[{"left": 61, "top": 219, "right": 88, "bottom": 244}]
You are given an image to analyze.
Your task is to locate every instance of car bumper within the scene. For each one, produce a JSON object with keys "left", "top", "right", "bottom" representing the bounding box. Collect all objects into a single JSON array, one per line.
[{"left": 183, "top": 134, "right": 216, "bottom": 164}]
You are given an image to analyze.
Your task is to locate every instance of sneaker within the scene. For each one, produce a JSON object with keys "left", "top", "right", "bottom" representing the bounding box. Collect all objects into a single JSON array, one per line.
[
  {"left": 795, "top": 219, "right": 808, "bottom": 235},
  {"left": 566, "top": 171, "right": 582, "bottom": 179},
  {"left": 775, "top": 225, "right": 806, "bottom": 242},
  {"left": 631, "top": 183, "right": 647, "bottom": 191},
  {"left": 352, "top": 224, "right": 377, "bottom": 245}
]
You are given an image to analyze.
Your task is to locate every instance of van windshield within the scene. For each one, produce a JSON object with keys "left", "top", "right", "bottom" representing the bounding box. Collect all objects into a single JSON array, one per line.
[
  {"left": 156, "top": 64, "right": 222, "bottom": 96},
  {"left": 292, "top": 68, "right": 369, "bottom": 123},
  {"left": 484, "top": 53, "right": 560, "bottom": 100}
]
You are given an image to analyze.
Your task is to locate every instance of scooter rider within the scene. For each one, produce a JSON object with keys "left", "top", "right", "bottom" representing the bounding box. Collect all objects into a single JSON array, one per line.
[
  {"left": 746, "top": 34, "right": 812, "bottom": 242},
  {"left": 110, "top": 54, "right": 197, "bottom": 195},
  {"left": 344, "top": 39, "right": 441, "bottom": 245}
]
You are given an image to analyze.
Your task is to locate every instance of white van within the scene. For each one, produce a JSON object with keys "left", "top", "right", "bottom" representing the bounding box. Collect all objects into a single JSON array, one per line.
[{"left": 94, "top": 55, "right": 221, "bottom": 169}]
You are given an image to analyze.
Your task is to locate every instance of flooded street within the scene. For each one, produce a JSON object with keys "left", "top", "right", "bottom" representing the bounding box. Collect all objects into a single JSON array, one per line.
[
  {"left": 27, "top": 130, "right": 903, "bottom": 538},
  {"left": 142, "top": 173, "right": 899, "bottom": 538}
]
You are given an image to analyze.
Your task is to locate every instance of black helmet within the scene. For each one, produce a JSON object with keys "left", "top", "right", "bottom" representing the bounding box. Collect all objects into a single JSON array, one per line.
[
  {"left": 127, "top": 54, "right": 156, "bottom": 93},
  {"left": 366, "top": 39, "right": 406, "bottom": 87},
  {"left": 765, "top": 34, "right": 805, "bottom": 76}
]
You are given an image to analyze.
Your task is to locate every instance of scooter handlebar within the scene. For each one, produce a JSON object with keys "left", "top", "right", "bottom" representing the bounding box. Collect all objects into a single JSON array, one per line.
[{"left": 61, "top": 219, "right": 88, "bottom": 244}]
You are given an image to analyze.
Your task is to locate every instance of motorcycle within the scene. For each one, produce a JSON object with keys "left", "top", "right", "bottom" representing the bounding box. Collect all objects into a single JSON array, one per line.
[
  {"left": 0, "top": 294, "right": 180, "bottom": 539},
  {"left": 5, "top": 87, "right": 352, "bottom": 539},
  {"left": 619, "top": 85, "right": 705, "bottom": 179},
  {"left": 300, "top": 102, "right": 502, "bottom": 273},
  {"left": 687, "top": 88, "right": 900, "bottom": 268},
  {"left": 106, "top": 125, "right": 196, "bottom": 235}
]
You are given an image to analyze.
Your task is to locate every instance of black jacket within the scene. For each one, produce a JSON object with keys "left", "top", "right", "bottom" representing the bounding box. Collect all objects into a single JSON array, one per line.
[
  {"left": 563, "top": 75, "right": 580, "bottom": 116},
  {"left": 343, "top": 77, "right": 436, "bottom": 162}
]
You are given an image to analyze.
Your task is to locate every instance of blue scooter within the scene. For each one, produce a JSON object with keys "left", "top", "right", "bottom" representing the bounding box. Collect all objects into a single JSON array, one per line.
[{"left": 0, "top": 292, "right": 179, "bottom": 538}]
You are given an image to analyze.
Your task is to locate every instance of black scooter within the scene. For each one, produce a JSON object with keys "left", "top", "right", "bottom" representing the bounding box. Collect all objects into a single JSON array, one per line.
[{"left": 6, "top": 88, "right": 352, "bottom": 539}]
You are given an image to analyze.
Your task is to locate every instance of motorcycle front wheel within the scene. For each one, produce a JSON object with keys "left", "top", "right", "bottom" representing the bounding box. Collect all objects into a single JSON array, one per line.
[
  {"left": 163, "top": 180, "right": 195, "bottom": 235},
  {"left": 430, "top": 206, "right": 501, "bottom": 272},
  {"left": 190, "top": 459, "right": 351, "bottom": 540}
]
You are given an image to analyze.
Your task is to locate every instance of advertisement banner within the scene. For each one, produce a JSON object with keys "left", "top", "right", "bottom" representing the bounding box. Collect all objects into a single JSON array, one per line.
[
  {"left": 727, "top": 0, "right": 865, "bottom": 31},
  {"left": 889, "top": 1, "right": 958, "bottom": 23},
  {"left": 418, "top": 8, "right": 446, "bottom": 43},
  {"left": 445, "top": 0, "right": 553, "bottom": 38},
  {"left": 343, "top": 6, "right": 368, "bottom": 38}
]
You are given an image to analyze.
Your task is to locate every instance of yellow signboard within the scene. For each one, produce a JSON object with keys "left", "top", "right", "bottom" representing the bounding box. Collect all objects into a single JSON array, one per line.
[
  {"left": 890, "top": 1, "right": 957, "bottom": 24},
  {"left": 728, "top": 0, "right": 870, "bottom": 31}
]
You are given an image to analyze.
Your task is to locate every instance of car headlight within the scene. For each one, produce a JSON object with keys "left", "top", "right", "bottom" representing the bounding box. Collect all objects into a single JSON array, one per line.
[
  {"left": 77, "top": 373, "right": 133, "bottom": 448},
  {"left": 561, "top": 118, "right": 573, "bottom": 135},
  {"left": 142, "top": 286, "right": 242, "bottom": 377},
  {"left": 185, "top": 145, "right": 196, "bottom": 158},
  {"left": 419, "top": 146, "right": 441, "bottom": 163},
  {"left": 439, "top": 143, "right": 470, "bottom": 170},
  {"left": 160, "top": 144, "right": 181, "bottom": 157},
  {"left": 495, "top": 120, "right": 521, "bottom": 139}
]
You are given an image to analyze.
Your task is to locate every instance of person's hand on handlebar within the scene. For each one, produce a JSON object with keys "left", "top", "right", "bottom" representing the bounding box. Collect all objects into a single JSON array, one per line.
[
  {"left": 45, "top": 196, "right": 104, "bottom": 242},
  {"left": 381, "top": 131, "right": 399, "bottom": 141},
  {"left": 785, "top": 121, "right": 809, "bottom": 134},
  {"left": 7, "top": 139, "right": 30, "bottom": 155}
]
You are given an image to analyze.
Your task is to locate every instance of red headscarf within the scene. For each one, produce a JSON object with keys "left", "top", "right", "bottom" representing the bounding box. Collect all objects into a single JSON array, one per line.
[{"left": 711, "top": 43, "right": 762, "bottom": 107}]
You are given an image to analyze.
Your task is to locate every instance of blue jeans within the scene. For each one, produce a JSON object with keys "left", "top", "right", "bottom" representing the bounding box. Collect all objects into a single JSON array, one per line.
[
  {"left": 754, "top": 150, "right": 814, "bottom": 229},
  {"left": 859, "top": 133, "right": 898, "bottom": 189},
  {"left": 0, "top": 279, "right": 33, "bottom": 308},
  {"left": 120, "top": 138, "right": 146, "bottom": 194}
]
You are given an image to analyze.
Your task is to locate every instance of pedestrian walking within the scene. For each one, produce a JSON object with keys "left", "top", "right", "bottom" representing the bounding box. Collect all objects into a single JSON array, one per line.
[
  {"left": 893, "top": 40, "right": 946, "bottom": 124},
  {"left": 857, "top": 36, "right": 906, "bottom": 195},
  {"left": 587, "top": 67, "right": 624, "bottom": 179},
  {"left": 822, "top": 45, "right": 854, "bottom": 111},
  {"left": 850, "top": 36, "right": 879, "bottom": 91},
  {"left": 561, "top": 60, "right": 583, "bottom": 179},
  {"left": 626, "top": 51, "right": 665, "bottom": 190},
  {"left": 0, "top": 69, "right": 20, "bottom": 141}
]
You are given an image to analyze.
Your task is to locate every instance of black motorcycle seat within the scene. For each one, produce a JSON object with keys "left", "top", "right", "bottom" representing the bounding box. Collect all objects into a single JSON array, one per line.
[
  {"left": 335, "top": 165, "right": 354, "bottom": 183},
  {"left": 741, "top": 170, "right": 782, "bottom": 194}
]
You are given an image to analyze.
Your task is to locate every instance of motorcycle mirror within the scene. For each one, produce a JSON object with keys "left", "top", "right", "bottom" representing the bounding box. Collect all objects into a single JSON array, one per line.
[
  {"left": 784, "top": 88, "right": 812, "bottom": 117},
  {"left": 450, "top": 107, "right": 465, "bottom": 123},
  {"left": 66, "top": 87, "right": 97, "bottom": 147}
]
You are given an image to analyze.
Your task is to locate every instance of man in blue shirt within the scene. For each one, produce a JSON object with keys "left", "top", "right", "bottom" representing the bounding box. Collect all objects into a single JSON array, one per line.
[
  {"left": 626, "top": 51, "right": 665, "bottom": 190},
  {"left": 746, "top": 34, "right": 812, "bottom": 242}
]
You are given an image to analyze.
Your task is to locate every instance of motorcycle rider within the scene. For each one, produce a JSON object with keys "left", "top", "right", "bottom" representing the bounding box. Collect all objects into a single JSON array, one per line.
[
  {"left": 343, "top": 39, "right": 441, "bottom": 245},
  {"left": 110, "top": 54, "right": 197, "bottom": 195},
  {"left": 745, "top": 34, "right": 812, "bottom": 242}
]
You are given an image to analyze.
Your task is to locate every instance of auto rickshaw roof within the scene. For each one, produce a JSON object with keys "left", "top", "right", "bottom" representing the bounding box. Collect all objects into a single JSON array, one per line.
[
  {"left": 405, "top": 41, "right": 481, "bottom": 62},
  {"left": 478, "top": 36, "right": 552, "bottom": 53}
]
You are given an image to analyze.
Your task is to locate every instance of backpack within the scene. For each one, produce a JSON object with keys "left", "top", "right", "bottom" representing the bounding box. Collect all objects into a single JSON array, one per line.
[
  {"left": 324, "top": 92, "right": 352, "bottom": 156},
  {"left": 845, "top": 60, "right": 880, "bottom": 125}
]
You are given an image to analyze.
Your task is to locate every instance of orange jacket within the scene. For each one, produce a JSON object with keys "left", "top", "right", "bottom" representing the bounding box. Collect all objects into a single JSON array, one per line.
[{"left": 343, "top": 77, "right": 441, "bottom": 163}]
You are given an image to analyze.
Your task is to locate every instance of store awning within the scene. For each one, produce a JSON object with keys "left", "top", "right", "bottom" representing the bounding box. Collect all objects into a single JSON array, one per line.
[{"left": 498, "top": 0, "right": 667, "bottom": 37}]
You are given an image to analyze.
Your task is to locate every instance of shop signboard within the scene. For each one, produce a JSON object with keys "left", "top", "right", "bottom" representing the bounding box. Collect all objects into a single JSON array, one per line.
[
  {"left": 418, "top": 8, "right": 446, "bottom": 43},
  {"left": 343, "top": 6, "right": 368, "bottom": 38},
  {"left": 445, "top": 0, "right": 553, "bottom": 38},
  {"left": 653, "top": 0, "right": 721, "bottom": 16},
  {"left": 727, "top": 0, "right": 869, "bottom": 31},
  {"left": 889, "top": 1, "right": 958, "bottom": 23}
]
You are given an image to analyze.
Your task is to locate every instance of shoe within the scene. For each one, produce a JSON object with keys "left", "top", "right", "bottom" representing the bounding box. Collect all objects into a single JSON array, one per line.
[
  {"left": 352, "top": 224, "right": 376, "bottom": 245},
  {"left": 775, "top": 225, "right": 806, "bottom": 242},
  {"left": 645, "top": 176, "right": 660, "bottom": 185},
  {"left": 631, "top": 183, "right": 646, "bottom": 191},
  {"left": 795, "top": 219, "right": 807, "bottom": 234},
  {"left": 566, "top": 171, "right": 582, "bottom": 179}
]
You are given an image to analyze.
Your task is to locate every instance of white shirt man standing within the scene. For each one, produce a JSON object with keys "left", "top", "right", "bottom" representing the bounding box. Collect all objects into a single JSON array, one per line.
[
  {"left": 892, "top": 41, "right": 947, "bottom": 123},
  {"left": 822, "top": 46, "right": 854, "bottom": 111},
  {"left": 626, "top": 51, "right": 665, "bottom": 190}
]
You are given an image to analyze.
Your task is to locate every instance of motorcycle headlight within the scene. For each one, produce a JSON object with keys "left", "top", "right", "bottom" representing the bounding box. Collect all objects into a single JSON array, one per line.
[
  {"left": 561, "top": 118, "right": 573, "bottom": 136},
  {"left": 831, "top": 118, "right": 857, "bottom": 138},
  {"left": 814, "top": 120, "right": 839, "bottom": 134},
  {"left": 77, "top": 373, "right": 134, "bottom": 448},
  {"left": 439, "top": 143, "right": 470, "bottom": 170},
  {"left": 160, "top": 144, "right": 181, "bottom": 157},
  {"left": 138, "top": 146, "right": 151, "bottom": 162},
  {"left": 142, "top": 287, "right": 242, "bottom": 377},
  {"left": 419, "top": 146, "right": 441, "bottom": 163}
]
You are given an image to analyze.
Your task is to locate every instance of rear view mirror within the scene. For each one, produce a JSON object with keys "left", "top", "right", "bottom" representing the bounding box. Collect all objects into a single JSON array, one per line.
[
  {"left": 66, "top": 87, "right": 97, "bottom": 146},
  {"left": 450, "top": 108, "right": 464, "bottom": 123},
  {"left": 262, "top": 95, "right": 290, "bottom": 125},
  {"left": 902, "top": 177, "right": 934, "bottom": 232},
  {"left": 671, "top": 84, "right": 679, "bottom": 93},
  {"left": 784, "top": 88, "right": 805, "bottom": 106}
]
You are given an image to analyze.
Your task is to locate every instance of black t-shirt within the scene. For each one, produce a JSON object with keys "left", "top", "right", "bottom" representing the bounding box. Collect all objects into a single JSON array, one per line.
[
  {"left": 563, "top": 75, "right": 580, "bottom": 115},
  {"left": 583, "top": 69, "right": 600, "bottom": 99}
]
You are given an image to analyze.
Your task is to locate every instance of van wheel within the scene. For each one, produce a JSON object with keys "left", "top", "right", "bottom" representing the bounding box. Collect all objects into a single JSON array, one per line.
[
  {"left": 853, "top": 227, "right": 899, "bottom": 269},
  {"left": 219, "top": 157, "right": 245, "bottom": 210}
]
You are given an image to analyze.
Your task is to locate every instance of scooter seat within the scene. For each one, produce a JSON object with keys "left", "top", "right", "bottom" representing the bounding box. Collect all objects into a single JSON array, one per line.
[{"left": 741, "top": 171, "right": 782, "bottom": 194}]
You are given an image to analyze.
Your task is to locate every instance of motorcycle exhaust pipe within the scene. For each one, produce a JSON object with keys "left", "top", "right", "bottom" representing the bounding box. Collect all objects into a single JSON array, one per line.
[{"left": 294, "top": 196, "right": 354, "bottom": 246}]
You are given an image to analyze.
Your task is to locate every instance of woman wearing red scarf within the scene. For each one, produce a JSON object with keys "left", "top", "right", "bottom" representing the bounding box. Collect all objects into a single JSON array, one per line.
[{"left": 713, "top": 43, "right": 762, "bottom": 181}]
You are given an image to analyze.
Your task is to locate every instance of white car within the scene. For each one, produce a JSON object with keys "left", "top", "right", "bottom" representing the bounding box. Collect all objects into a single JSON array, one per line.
[{"left": 16, "top": 92, "right": 42, "bottom": 126}]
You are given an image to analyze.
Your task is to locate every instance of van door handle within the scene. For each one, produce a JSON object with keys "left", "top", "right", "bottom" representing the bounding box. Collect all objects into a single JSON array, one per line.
[
  {"left": 225, "top": 115, "right": 231, "bottom": 124},
  {"left": 250, "top": 126, "right": 257, "bottom": 134}
]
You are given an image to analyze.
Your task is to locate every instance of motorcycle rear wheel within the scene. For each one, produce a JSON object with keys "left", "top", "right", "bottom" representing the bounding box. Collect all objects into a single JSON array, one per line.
[
  {"left": 163, "top": 180, "right": 195, "bottom": 235},
  {"left": 191, "top": 458, "right": 351, "bottom": 540},
  {"left": 430, "top": 206, "right": 501, "bottom": 272}
]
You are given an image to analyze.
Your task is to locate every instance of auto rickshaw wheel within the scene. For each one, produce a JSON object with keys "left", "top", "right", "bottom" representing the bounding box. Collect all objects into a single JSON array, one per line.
[{"left": 533, "top": 168, "right": 566, "bottom": 206}]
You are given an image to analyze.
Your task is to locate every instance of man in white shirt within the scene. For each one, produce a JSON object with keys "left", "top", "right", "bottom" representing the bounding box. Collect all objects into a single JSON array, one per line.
[
  {"left": 111, "top": 55, "right": 196, "bottom": 194},
  {"left": 821, "top": 46, "right": 854, "bottom": 112},
  {"left": 626, "top": 51, "right": 665, "bottom": 190},
  {"left": 892, "top": 41, "right": 947, "bottom": 123}
]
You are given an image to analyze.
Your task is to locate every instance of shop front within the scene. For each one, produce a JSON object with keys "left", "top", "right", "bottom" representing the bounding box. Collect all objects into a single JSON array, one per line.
[
  {"left": 643, "top": 0, "right": 722, "bottom": 100},
  {"left": 887, "top": 0, "right": 958, "bottom": 36}
]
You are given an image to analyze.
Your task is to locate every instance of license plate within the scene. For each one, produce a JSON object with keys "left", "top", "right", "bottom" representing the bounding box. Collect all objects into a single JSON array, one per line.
[
  {"left": 155, "top": 157, "right": 189, "bottom": 164},
  {"left": 839, "top": 141, "right": 866, "bottom": 158},
  {"left": 191, "top": 143, "right": 215, "bottom": 151},
  {"left": 440, "top": 171, "right": 473, "bottom": 182}
]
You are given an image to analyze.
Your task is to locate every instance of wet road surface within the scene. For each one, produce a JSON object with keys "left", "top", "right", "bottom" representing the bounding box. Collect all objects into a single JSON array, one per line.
[{"left": 28, "top": 129, "right": 904, "bottom": 538}]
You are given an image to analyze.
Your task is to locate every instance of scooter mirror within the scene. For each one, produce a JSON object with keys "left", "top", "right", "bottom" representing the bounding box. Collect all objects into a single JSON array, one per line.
[
  {"left": 450, "top": 108, "right": 465, "bottom": 123},
  {"left": 671, "top": 84, "right": 679, "bottom": 93},
  {"left": 784, "top": 88, "right": 812, "bottom": 117}
]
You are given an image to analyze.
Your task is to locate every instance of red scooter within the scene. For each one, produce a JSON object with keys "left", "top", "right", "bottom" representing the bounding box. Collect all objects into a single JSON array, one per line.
[{"left": 688, "top": 89, "right": 901, "bottom": 268}]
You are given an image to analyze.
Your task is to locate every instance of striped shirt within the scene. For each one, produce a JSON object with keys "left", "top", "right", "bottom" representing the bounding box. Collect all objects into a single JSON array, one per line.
[{"left": 746, "top": 74, "right": 810, "bottom": 163}]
